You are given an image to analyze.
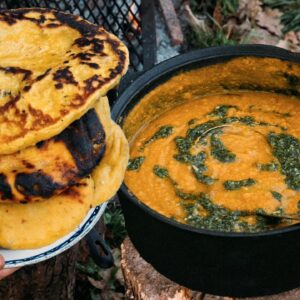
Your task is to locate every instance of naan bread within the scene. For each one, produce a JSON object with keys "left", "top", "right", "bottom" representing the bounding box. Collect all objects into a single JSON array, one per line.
[
  {"left": 88, "top": 97, "right": 129, "bottom": 206},
  {"left": 92, "top": 121, "right": 129, "bottom": 206},
  {"left": 0, "top": 176, "right": 94, "bottom": 250},
  {"left": 0, "top": 8, "right": 129, "bottom": 154},
  {"left": 0, "top": 105, "right": 106, "bottom": 203},
  {"left": 0, "top": 98, "right": 128, "bottom": 249}
]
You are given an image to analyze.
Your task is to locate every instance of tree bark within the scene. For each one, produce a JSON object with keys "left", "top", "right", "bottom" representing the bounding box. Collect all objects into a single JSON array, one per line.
[
  {"left": 121, "top": 237, "right": 300, "bottom": 300},
  {"left": 0, "top": 220, "right": 106, "bottom": 300},
  {"left": 0, "top": 245, "right": 79, "bottom": 300}
]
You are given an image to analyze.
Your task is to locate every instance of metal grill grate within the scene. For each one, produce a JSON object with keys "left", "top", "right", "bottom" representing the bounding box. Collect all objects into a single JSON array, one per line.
[{"left": 0, "top": 0, "right": 150, "bottom": 71}]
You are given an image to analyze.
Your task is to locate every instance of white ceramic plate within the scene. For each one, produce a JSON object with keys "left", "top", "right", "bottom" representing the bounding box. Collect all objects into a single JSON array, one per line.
[{"left": 1, "top": 202, "right": 107, "bottom": 268}]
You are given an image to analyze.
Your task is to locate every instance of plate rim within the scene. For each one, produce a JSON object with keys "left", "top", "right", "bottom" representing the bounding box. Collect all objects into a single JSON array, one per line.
[{"left": 3, "top": 202, "right": 107, "bottom": 268}]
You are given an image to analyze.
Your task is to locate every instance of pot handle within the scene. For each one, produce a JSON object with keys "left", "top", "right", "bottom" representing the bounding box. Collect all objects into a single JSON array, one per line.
[{"left": 85, "top": 228, "right": 114, "bottom": 269}]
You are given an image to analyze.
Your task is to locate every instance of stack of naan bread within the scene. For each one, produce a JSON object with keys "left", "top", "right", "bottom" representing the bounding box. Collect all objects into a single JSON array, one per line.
[{"left": 0, "top": 8, "right": 129, "bottom": 249}]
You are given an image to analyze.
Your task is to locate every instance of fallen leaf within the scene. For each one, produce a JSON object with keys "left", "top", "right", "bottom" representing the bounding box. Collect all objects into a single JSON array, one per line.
[
  {"left": 238, "top": 0, "right": 262, "bottom": 22},
  {"left": 115, "top": 267, "right": 125, "bottom": 286},
  {"left": 285, "top": 31, "right": 300, "bottom": 45},
  {"left": 246, "top": 27, "right": 280, "bottom": 45},
  {"left": 99, "top": 268, "right": 113, "bottom": 282},
  {"left": 88, "top": 276, "right": 106, "bottom": 290},
  {"left": 213, "top": 2, "right": 223, "bottom": 25},
  {"left": 181, "top": 3, "right": 211, "bottom": 34},
  {"left": 101, "top": 291, "right": 124, "bottom": 300},
  {"left": 224, "top": 17, "right": 252, "bottom": 36},
  {"left": 256, "top": 7, "right": 283, "bottom": 37},
  {"left": 276, "top": 39, "right": 290, "bottom": 50},
  {"left": 277, "top": 31, "right": 300, "bottom": 52}
]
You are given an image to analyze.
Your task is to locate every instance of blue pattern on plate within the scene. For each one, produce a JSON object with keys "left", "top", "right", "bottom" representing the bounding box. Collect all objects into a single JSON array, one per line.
[{"left": 5, "top": 205, "right": 102, "bottom": 266}]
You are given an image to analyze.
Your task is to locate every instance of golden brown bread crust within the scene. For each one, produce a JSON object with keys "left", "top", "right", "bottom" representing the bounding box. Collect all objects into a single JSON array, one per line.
[
  {"left": 0, "top": 8, "right": 129, "bottom": 154},
  {"left": 0, "top": 107, "right": 105, "bottom": 204},
  {"left": 0, "top": 175, "right": 95, "bottom": 250}
]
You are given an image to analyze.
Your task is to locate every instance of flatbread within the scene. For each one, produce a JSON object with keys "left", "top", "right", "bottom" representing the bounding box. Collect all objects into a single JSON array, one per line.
[
  {"left": 92, "top": 121, "right": 129, "bottom": 206},
  {"left": 0, "top": 176, "right": 94, "bottom": 250},
  {"left": 0, "top": 8, "right": 129, "bottom": 154},
  {"left": 0, "top": 98, "right": 128, "bottom": 249},
  {"left": 0, "top": 105, "right": 106, "bottom": 203}
]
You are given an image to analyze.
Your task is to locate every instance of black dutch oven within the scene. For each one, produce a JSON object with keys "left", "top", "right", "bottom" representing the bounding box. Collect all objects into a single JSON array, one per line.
[{"left": 111, "top": 45, "right": 300, "bottom": 297}]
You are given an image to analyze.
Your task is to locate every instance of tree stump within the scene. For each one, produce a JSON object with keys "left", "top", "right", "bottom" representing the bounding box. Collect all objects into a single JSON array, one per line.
[
  {"left": 0, "top": 219, "right": 106, "bottom": 300},
  {"left": 121, "top": 237, "right": 300, "bottom": 300}
]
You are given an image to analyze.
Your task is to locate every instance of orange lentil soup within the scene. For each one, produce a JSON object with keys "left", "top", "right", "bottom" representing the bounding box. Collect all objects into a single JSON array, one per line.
[{"left": 124, "top": 58, "right": 300, "bottom": 232}]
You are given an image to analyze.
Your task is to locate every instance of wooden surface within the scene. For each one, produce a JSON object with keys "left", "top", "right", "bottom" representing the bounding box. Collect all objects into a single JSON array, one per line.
[
  {"left": 0, "top": 244, "right": 79, "bottom": 300},
  {"left": 157, "top": 0, "right": 184, "bottom": 45},
  {"left": 121, "top": 237, "right": 300, "bottom": 300},
  {"left": 0, "top": 220, "right": 105, "bottom": 300}
]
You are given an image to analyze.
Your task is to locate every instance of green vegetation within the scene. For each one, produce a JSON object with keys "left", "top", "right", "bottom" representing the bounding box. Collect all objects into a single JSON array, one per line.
[
  {"left": 187, "top": 27, "right": 238, "bottom": 49},
  {"left": 76, "top": 201, "right": 126, "bottom": 299},
  {"left": 264, "top": 0, "right": 300, "bottom": 33},
  {"left": 103, "top": 204, "right": 127, "bottom": 248}
]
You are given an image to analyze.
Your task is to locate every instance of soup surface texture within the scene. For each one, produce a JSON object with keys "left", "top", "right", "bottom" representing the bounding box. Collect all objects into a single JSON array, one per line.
[{"left": 125, "top": 91, "right": 300, "bottom": 232}]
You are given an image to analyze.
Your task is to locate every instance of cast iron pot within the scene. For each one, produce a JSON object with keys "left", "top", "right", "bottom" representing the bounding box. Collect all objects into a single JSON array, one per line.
[{"left": 111, "top": 45, "right": 300, "bottom": 297}]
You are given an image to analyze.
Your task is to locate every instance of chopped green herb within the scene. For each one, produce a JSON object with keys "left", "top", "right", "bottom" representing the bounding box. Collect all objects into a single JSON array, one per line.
[
  {"left": 151, "top": 166, "right": 284, "bottom": 232},
  {"left": 267, "top": 132, "right": 300, "bottom": 190},
  {"left": 248, "top": 105, "right": 291, "bottom": 118},
  {"left": 153, "top": 165, "right": 169, "bottom": 179},
  {"left": 174, "top": 137, "right": 191, "bottom": 153},
  {"left": 175, "top": 151, "right": 206, "bottom": 165},
  {"left": 257, "top": 121, "right": 287, "bottom": 131},
  {"left": 257, "top": 162, "right": 279, "bottom": 171},
  {"left": 174, "top": 115, "right": 282, "bottom": 185},
  {"left": 223, "top": 178, "right": 256, "bottom": 190},
  {"left": 221, "top": 82, "right": 300, "bottom": 97},
  {"left": 256, "top": 208, "right": 267, "bottom": 215},
  {"left": 208, "top": 105, "right": 238, "bottom": 118},
  {"left": 273, "top": 207, "right": 284, "bottom": 216},
  {"left": 186, "top": 116, "right": 284, "bottom": 145},
  {"left": 210, "top": 132, "right": 236, "bottom": 163},
  {"left": 188, "top": 118, "right": 198, "bottom": 126},
  {"left": 176, "top": 190, "right": 276, "bottom": 232},
  {"left": 271, "top": 191, "right": 283, "bottom": 201},
  {"left": 174, "top": 151, "right": 215, "bottom": 185},
  {"left": 187, "top": 118, "right": 236, "bottom": 143},
  {"left": 127, "top": 156, "right": 145, "bottom": 171},
  {"left": 239, "top": 116, "right": 256, "bottom": 126},
  {"left": 141, "top": 125, "right": 174, "bottom": 150},
  {"left": 193, "top": 170, "right": 215, "bottom": 185}
]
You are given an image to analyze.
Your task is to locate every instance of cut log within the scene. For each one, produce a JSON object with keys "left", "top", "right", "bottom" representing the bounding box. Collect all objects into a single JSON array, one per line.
[
  {"left": 0, "top": 245, "right": 79, "bottom": 300},
  {"left": 121, "top": 237, "right": 201, "bottom": 300},
  {"left": 121, "top": 237, "right": 300, "bottom": 300}
]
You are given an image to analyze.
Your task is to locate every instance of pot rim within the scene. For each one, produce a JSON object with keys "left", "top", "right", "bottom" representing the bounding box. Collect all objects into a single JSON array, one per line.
[{"left": 112, "top": 44, "right": 300, "bottom": 238}]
